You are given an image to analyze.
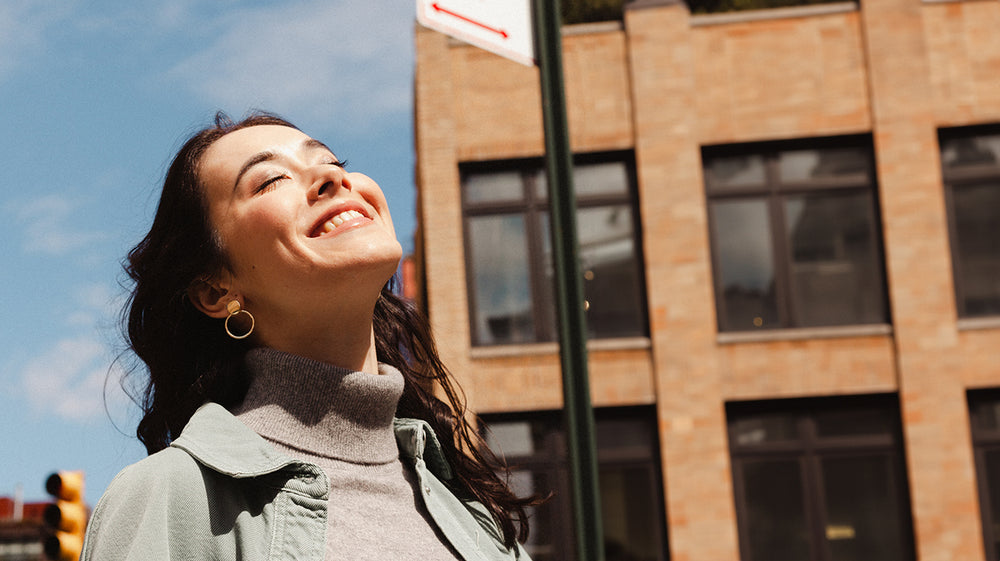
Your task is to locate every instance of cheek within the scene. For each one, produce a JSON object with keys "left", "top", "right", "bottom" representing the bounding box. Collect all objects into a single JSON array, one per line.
[
  {"left": 219, "top": 206, "right": 291, "bottom": 273},
  {"left": 353, "top": 178, "right": 396, "bottom": 236}
]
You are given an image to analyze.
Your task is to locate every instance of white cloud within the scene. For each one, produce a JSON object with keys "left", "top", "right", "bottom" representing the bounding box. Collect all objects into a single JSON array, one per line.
[
  {"left": 0, "top": 0, "right": 77, "bottom": 81},
  {"left": 164, "top": 0, "right": 414, "bottom": 128},
  {"left": 20, "top": 337, "right": 119, "bottom": 422},
  {"left": 16, "top": 281, "right": 130, "bottom": 423},
  {"left": 9, "top": 195, "right": 107, "bottom": 255}
]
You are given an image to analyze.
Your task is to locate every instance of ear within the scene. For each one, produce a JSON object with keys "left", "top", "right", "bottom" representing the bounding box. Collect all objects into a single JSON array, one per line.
[{"left": 187, "top": 274, "right": 237, "bottom": 320}]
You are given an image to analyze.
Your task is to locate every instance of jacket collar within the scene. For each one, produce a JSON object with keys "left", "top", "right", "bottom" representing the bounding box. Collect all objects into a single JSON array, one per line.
[
  {"left": 171, "top": 402, "right": 454, "bottom": 481},
  {"left": 171, "top": 403, "right": 299, "bottom": 478}
]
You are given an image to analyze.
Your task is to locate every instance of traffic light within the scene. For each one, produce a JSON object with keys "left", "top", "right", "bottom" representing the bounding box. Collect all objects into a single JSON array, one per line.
[{"left": 43, "top": 471, "right": 87, "bottom": 561}]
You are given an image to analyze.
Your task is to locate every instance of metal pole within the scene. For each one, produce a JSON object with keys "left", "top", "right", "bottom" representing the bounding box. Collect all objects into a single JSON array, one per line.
[{"left": 532, "top": 1, "right": 604, "bottom": 560}]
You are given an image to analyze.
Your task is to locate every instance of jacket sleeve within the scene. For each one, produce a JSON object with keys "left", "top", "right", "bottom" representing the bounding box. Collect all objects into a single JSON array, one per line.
[{"left": 81, "top": 448, "right": 211, "bottom": 561}]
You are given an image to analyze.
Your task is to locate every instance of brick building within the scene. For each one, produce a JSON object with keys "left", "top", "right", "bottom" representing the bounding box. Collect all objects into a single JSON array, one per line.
[{"left": 412, "top": 1, "right": 1000, "bottom": 560}]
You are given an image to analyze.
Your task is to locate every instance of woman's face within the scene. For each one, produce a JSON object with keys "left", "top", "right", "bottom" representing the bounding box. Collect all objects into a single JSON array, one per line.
[{"left": 197, "top": 124, "right": 402, "bottom": 322}]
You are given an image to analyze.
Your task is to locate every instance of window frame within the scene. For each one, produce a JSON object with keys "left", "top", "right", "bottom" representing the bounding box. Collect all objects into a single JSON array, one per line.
[
  {"left": 459, "top": 151, "right": 648, "bottom": 347},
  {"left": 702, "top": 135, "right": 890, "bottom": 333},
  {"left": 727, "top": 394, "right": 916, "bottom": 561},
  {"left": 479, "top": 406, "right": 670, "bottom": 561},
  {"left": 938, "top": 124, "right": 1000, "bottom": 319}
]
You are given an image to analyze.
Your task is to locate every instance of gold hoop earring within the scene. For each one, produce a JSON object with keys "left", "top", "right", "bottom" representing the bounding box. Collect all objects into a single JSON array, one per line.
[{"left": 224, "top": 300, "right": 255, "bottom": 340}]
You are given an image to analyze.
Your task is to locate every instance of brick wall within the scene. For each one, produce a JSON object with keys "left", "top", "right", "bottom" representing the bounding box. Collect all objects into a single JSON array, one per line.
[{"left": 413, "top": 1, "right": 1000, "bottom": 559}]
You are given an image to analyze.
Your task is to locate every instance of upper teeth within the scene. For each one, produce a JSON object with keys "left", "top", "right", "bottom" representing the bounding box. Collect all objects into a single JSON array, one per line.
[{"left": 321, "top": 210, "right": 364, "bottom": 233}]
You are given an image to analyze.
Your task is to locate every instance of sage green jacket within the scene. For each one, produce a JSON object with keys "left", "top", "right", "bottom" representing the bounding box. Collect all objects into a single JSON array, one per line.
[{"left": 81, "top": 403, "right": 527, "bottom": 561}]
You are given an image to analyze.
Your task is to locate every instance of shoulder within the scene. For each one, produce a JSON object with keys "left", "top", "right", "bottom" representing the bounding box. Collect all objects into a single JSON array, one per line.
[
  {"left": 81, "top": 448, "right": 212, "bottom": 561},
  {"left": 87, "top": 447, "right": 211, "bottom": 532},
  {"left": 105, "top": 447, "right": 207, "bottom": 501}
]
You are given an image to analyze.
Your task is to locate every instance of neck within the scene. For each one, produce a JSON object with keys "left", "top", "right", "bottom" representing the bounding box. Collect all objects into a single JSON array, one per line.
[{"left": 253, "top": 301, "right": 381, "bottom": 375}]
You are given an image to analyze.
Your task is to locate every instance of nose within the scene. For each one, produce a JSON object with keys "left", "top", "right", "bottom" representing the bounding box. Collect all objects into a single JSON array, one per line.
[{"left": 306, "top": 165, "right": 351, "bottom": 202}]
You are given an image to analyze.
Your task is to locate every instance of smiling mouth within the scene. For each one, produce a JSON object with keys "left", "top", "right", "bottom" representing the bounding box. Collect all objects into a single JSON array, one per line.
[{"left": 311, "top": 209, "right": 367, "bottom": 237}]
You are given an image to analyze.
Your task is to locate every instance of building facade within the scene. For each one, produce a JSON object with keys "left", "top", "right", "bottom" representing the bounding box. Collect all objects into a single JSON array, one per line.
[{"left": 412, "top": 1, "right": 1000, "bottom": 559}]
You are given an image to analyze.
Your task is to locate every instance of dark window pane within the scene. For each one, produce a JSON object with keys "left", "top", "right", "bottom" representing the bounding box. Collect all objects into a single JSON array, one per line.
[
  {"left": 778, "top": 148, "right": 870, "bottom": 183},
  {"left": 983, "top": 449, "right": 1000, "bottom": 558},
  {"left": 971, "top": 399, "right": 1000, "bottom": 433},
  {"left": 784, "top": 192, "right": 886, "bottom": 327},
  {"left": 601, "top": 465, "right": 666, "bottom": 561},
  {"left": 596, "top": 418, "right": 655, "bottom": 455},
  {"left": 814, "top": 407, "right": 893, "bottom": 439},
  {"left": 741, "top": 459, "right": 811, "bottom": 561},
  {"left": 821, "top": 455, "right": 910, "bottom": 561},
  {"left": 711, "top": 199, "right": 779, "bottom": 330},
  {"left": 705, "top": 154, "right": 767, "bottom": 189},
  {"left": 579, "top": 205, "right": 646, "bottom": 338},
  {"left": 540, "top": 207, "right": 646, "bottom": 340},
  {"left": 467, "top": 215, "right": 535, "bottom": 345},
  {"left": 732, "top": 413, "right": 799, "bottom": 445},
  {"left": 941, "top": 134, "right": 1000, "bottom": 170},
  {"left": 465, "top": 170, "right": 523, "bottom": 204},
  {"left": 512, "top": 469, "right": 559, "bottom": 561},
  {"left": 952, "top": 182, "right": 1000, "bottom": 317}
]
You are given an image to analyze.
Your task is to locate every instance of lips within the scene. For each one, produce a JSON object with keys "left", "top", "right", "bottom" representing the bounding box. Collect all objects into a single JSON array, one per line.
[{"left": 309, "top": 207, "right": 371, "bottom": 237}]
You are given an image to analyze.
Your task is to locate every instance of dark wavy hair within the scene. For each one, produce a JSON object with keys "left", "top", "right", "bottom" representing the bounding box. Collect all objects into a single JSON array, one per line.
[{"left": 122, "top": 111, "right": 533, "bottom": 546}]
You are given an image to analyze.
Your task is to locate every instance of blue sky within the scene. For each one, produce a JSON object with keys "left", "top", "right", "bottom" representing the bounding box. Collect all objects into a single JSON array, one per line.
[{"left": 0, "top": 0, "right": 418, "bottom": 506}]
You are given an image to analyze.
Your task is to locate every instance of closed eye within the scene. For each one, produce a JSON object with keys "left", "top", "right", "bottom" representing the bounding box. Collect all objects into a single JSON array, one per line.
[{"left": 255, "top": 174, "right": 288, "bottom": 194}]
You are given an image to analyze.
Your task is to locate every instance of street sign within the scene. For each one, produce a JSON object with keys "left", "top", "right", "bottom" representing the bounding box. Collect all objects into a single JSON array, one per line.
[{"left": 416, "top": 0, "right": 535, "bottom": 66}]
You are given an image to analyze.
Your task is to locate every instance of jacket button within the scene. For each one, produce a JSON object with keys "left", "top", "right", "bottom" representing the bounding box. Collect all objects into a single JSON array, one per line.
[{"left": 424, "top": 485, "right": 431, "bottom": 495}]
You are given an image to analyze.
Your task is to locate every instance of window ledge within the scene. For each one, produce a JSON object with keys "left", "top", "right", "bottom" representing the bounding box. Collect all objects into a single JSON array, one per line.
[
  {"left": 469, "top": 336, "right": 651, "bottom": 359},
  {"left": 957, "top": 317, "right": 1000, "bottom": 332},
  {"left": 690, "top": 2, "right": 857, "bottom": 27},
  {"left": 716, "top": 323, "right": 892, "bottom": 345}
]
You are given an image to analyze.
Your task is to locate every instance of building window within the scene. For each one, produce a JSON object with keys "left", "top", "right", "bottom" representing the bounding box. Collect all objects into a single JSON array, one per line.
[
  {"left": 702, "top": 136, "right": 889, "bottom": 332},
  {"left": 939, "top": 126, "right": 1000, "bottom": 318},
  {"left": 968, "top": 389, "right": 1000, "bottom": 560},
  {"left": 727, "top": 395, "right": 915, "bottom": 561},
  {"left": 481, "top": 407, "right": 669, "bottom": 561},
  {"left": 461, "top": 153, "right": 647, "bottom": 346},
  {"left": 686, "top": 0, "right": 849, "bottom": 14}
]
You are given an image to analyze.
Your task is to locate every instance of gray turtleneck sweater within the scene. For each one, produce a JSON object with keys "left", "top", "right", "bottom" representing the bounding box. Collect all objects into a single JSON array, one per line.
[{"left": 232, "top": 348, "right": 461, "bottom": 561}]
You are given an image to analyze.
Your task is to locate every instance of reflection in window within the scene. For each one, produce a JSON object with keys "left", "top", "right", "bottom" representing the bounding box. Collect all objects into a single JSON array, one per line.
[
  {"left": 482, "top": 408, "right": 669, "bottom": 561},
  {"left": 462, "top": 154, "right": 647, "bottom": 346},
  {"left": 710, "top": 199, "right": 778, "bottom": 330},
  {"left": 728, "top": 396, "right": 915, "bottom": 561},
  {"left": 703, "top": 137, "right": 889, "bottom": 332},
  {"left": 940, "top": 127, "right": 1000, "bottom": 318},
  {"left": 467, "top": 215, "right": 534, "bottom": 345}
]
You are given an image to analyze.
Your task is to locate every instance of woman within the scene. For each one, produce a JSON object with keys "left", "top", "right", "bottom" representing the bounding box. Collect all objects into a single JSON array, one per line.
[{"left": 81, "top": 112, "right": 533, "bottom": 560}]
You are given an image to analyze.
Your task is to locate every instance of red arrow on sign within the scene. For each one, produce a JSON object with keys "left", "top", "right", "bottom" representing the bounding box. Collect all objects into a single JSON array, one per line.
[{"left": 432, "top": 3, "right": 509, "bottom": 38}]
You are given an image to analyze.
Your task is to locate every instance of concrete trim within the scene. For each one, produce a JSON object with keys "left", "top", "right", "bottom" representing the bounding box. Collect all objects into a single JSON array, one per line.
[
  {"left": 563, "top": 20, "right": 624, "bottom": 36},
  {"left": 957, "top": 316, "right": 1000, "bottom": 332},
  {"left": 469, "top": 336, "right": 652, "bottom": 359},
  {"left": 690, "top": 2, "right": 858, "bottom": 27},
  {"left": 716, "top": 323, "right": 893, "bottom": 344}
]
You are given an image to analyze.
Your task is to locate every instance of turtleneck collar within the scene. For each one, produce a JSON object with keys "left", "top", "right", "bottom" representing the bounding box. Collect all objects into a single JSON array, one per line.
[{"left": 232, "top": 347, "right": 404, "bottom": 465}]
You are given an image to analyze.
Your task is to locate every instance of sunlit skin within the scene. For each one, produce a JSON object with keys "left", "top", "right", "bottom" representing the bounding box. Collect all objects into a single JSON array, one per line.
[{"left": 190, "top": 125, "right": 403, "bottom": 375}]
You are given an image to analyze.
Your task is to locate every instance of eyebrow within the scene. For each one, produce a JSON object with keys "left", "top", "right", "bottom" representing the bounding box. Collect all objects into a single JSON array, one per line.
[{"left": 231, "top": 138, "right": 338, "bottom": 194}]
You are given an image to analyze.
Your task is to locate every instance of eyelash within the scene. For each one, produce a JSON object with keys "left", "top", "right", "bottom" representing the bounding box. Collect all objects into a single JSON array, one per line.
[{"left": 254, "top": 160, "right": 347, "bottom": 194}]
